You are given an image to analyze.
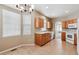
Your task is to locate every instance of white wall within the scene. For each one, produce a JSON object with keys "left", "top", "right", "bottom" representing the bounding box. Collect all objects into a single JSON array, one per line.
[
  {"left": 77, "top": 19, "right": 79, "bottom": 45},
  {"left": 0, "top": 5, "right": 34, "bottom": 52},
  {"left": 0, "top": 5, "right": 24, "bottom": 52}
]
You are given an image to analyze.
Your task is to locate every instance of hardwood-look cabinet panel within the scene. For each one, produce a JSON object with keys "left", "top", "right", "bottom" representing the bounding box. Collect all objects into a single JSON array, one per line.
[
  {"left": 35, "top": 34, "right": 44, "bottom": 45},
  {"left": 65, "top": 21, "right": 68, "bottom": 29},
  {"left": 74, "top": 33, "right": 77, "bottom": 45},
  {"left": 62, "top": 21, "right": 69, "bottom": 29},
  {"left": 62, "top": 21, "right": 64, "bottom": 29},
  {"left": 68, "top": 20, "right": 71, "bottom": 24},
  {"left": 62, "top": 21, "right": 66, "bottom": 29},
  {"left": 34, "top": 17, "right": 39, "bottom": 28},
  {"left": 39, "top": 17, "right": 44, "bottom": 28},
  {"left": 62, "top": 18, "right": 77, "bottom": 29},
  {"left": 68, "top": 18, "right": 77, "bottom": 24},
  {"left": 45, "top": 33, "right": 51, "bottom": 42},
  {"left": 34, "top": 17, "right": 44, "bottom": 29},
  {"left": 71, "top": 19, "right": 74, "bottom": 23},
  {"left": 72, "top": 19, "right": 77, "bottom": 23},
  {"left": 46, "top": 21, "right": 52, "bottom": 28},
  {"left": 61, "top": 32, "right": 66, "bottom": 41},
  {"left": 35, "top": 33, "right": 51, "bottom": 46}
]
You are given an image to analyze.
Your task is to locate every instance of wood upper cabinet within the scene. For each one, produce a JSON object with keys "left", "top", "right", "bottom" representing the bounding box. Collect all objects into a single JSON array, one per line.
[
  {"left": 62, "top": 18, "right": 77, "bottom": 29},
  {"left": 62, "top": 21, "right": 66, "bottom": 29},
  {"left": 46, "top": 21, "right": 52, "bottom": 29},
  {"left": 39, "top": 17, "right": 44, "bottom": 28},
  {"left": 34, "top": 17, "right": 44, "bottom": 28},
  {"left": 62, "top": 21, "right": 64, "bottom": 29},
  {"left": 62, "top": 21, "right": 68, "bottom": 29},
  {"left": 64, "top": 21, "right": 68, "bottom": 29},
  {"left": 67, "top": 18, "right": 77, "bottom": 24},
  {"left": 34, "top": 17, "right": 39, "bottom": 28}
]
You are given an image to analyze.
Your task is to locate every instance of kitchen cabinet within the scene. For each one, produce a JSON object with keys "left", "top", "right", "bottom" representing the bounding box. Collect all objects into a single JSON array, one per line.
[
  {"left": 69, "top": 19, "right": 76, "bottom": 24},
  {"left": 46, "top": 20, "right": 53, "bottom": 31},
  {"left": 35, "top": 32, "right": 51, "bottom": 46},
  {"left": 34, "top": 17, "right": 44, "bottom": 29},
  {"left": 62, "top": 18, "right": 77, "bottom": 29},
  {"left": 34, "top": 17, "right": 39, "bottom": 28},
  {"left": 65, "top": 21, "right": 68, "bottom": 29},
  {"left": 34, "top": 16, "right": 53, "bottom": 31},
  {"left": 61, "top": 32, "right": 66, "bottom": 41},
  {"left": 74, "top": 33, "right": 77, "bottom": 45},
  {"left": 46, "top": 21, "right": 52, "bottom": 28},
  {"left": 62, "top": 21, "right": 66, "bottom": 29},
  {"left": 39, "top": 17, "right": 44, "bottom": 28}
]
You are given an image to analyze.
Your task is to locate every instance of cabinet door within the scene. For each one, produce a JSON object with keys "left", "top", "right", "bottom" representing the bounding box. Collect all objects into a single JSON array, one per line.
[
  {"left": 35, "top": 34, "right": 45, "bottom": 46},
  {"left": 65, "top": 21, "right": 67, "bottom": 29},
  {"left": 34, "top": 17, "right": 44, "bottom": 28},
  {"left": 62, "top": 21, "right": 66, "bottom": 29},
  {"left": 46, "top": 21, "right": 52, "bottom": 29},
  {"left": 45, "top": 33, "right": 51, "bottom": 42},
  {"left": 35, "top": 34, "right": 41, "bottom": 43},
  {"left": 34, "top": 17, "right": 39, "bottom": 28},
  {"left": 74, "top": 33, "right": 77, "bottom": 45},
  {"left": 61, "top": 32, "right": 66, "bottom": 41},
  {"left": 39, "top": 17, "right": 44, "bottom": 28},
  {"left": 72, "top": 19, "right": 77, "bottom": 23}
]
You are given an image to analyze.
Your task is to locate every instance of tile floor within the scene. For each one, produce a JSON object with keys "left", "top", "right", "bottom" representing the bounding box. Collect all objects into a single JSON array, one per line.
[{"left": 1, "top": 39, "right": 79, "bottom": 55}]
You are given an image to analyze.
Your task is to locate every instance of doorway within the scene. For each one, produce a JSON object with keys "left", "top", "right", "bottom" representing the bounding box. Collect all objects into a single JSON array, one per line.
[{"left": 55, "top": 21, "right": 62, "bottom": 39}]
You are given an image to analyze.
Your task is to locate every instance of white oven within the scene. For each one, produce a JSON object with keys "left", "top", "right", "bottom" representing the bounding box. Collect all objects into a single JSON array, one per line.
[{"left": 66, "top": 32, "right": 74, "bottom": 44}]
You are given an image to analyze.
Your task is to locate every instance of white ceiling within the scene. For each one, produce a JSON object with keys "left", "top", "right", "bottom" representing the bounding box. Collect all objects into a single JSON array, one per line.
[{"left": 5, "top": 4, "right": 79, "bottom": 17}]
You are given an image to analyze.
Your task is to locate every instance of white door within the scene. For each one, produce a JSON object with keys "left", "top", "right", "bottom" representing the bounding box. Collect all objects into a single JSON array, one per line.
[{"left": 55, "top": 21, "right": 62, "bottom": 39}]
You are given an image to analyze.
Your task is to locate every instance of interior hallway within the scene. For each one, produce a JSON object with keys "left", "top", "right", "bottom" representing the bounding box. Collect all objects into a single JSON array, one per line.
[{"left": 1, "top": 38, "right": 78, "bottom": 55}]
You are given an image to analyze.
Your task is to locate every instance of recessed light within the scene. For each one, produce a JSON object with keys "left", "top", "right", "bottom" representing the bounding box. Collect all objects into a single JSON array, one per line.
[
  {"left": 46, "top": 6, "right": 48, "bottom": 9},
  {"left": 65, "top": 10, "right": 70, "bottom": 13}
]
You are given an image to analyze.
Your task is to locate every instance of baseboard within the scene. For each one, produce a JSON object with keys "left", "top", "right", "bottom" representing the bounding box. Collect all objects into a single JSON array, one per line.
[
  {"left": 22, "top": 44, "right": 35, "bottom": 46},
  {"left": 0, "top": 43, "right": 35, "bottom": 54}
]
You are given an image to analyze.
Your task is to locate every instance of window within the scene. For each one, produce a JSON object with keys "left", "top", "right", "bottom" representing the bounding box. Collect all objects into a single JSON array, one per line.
[
  {"left": 23, "top": 14, "right": 31, "bottom": 35},
  {"left": 2, "top": 10, "right": 21, "bottom": 37}
]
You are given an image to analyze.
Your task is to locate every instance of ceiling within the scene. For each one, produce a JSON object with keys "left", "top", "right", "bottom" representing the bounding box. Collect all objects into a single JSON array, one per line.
[{"left": 4, "top": 4, "right": 79, "bottom": 18}]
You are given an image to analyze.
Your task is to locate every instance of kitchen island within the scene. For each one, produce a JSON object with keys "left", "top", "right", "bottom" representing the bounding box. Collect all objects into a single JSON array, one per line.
[{"left": 35, "top": 31, "right": 53, "bottom": 46}]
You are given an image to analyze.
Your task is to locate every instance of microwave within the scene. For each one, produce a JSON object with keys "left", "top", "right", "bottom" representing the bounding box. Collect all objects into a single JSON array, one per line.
[{"left": 68, "top": 23, "right": 77, "bottom": 29}]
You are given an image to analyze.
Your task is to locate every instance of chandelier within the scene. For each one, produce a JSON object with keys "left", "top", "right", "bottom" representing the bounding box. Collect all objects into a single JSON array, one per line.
[{"left": 16, "top": 4, "right": 34, "bottom": 14}]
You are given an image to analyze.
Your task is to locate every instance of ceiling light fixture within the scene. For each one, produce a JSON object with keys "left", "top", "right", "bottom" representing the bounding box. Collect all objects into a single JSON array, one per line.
[
  {"left": 16, "top": 4, "right": 34, "bottom": 14},
  {"left": 65, "top": 10, "right": 70, "bottom": 14},
  {"left": 46, "top": 6, "right": 48, "bottom": 9}
]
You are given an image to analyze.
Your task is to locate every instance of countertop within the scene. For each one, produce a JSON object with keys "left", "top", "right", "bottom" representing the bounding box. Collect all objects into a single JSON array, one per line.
[{"left": 35, "top": 31, "right": 53, "bottom": 34}]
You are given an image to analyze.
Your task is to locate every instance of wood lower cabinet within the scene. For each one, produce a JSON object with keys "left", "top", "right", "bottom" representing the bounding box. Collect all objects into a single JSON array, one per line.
[
  {"left": 35, "top": 33, "right": 51, "bottom": 46},
  {"left": 61, "top": 32, "right": 77, "bottom": 45},
  {"left": 61, "top": 32, "right": 66, "bottom": 41},
  {"left": 74, "top": 33, "right": 77, "bottom": 45}
]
